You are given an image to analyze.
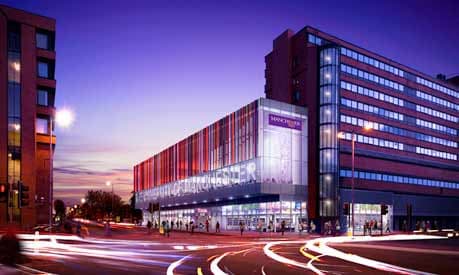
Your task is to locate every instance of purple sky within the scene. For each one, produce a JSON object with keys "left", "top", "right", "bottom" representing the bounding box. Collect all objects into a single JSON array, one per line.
[{"left": 3, "top": 0, "right": 458, "bottom": 204}]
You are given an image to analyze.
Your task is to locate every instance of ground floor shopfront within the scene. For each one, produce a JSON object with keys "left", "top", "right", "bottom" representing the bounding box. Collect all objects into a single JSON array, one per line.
[{"left": 145, "top": 200, "right": 308, "bottom": 232}]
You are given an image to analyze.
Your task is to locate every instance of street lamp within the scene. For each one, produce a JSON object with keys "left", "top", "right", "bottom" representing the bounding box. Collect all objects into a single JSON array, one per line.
[
  {"left": 338, "top": 123, "right": 372, "bottom": 237},
  {"left": 49, "top": 108, "right": 75, "bottom": 232},
  {"left": 106, "top": 181, "right": 114, "bottom": 221},
  {"left": 81, "top": 198, "right": 86, "bottom": 204}
]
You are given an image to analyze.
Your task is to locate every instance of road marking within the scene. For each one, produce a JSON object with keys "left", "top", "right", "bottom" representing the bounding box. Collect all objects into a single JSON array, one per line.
[{"left": 299, "top": 247, "right": 321, "bottom": 262}]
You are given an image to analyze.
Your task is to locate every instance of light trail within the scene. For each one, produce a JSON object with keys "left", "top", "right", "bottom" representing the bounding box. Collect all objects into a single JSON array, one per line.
[
  {"left": 263, "top": 241, "right": 321, "bottom": 274},
  {"left": 167, "top": 255, "right": 191, "bottom": 275},
  {"left": 210, "top": 251, "right": 231, "bottom": 275},
  {"left": 303, "top": 234, "right": 444, "bottom": 275}
]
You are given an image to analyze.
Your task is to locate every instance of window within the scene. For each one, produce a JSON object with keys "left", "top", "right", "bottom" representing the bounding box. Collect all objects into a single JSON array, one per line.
[
  {"left": 36, "top": 118, "right": 49, "bottom": 134},
  {"left": 37, "top": 90, "right": 48, "bottom": 106},
  {"left": 38, "top": 61, "right": 49, "bottom": 78},
  {"left": 36, "top": 32, "right": 49, "bottom": 50}
]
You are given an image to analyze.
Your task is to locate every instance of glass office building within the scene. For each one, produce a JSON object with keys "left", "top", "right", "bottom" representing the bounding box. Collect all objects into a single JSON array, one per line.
[{"left": 134, "top": 98, "right": 308, "bottom": 231}]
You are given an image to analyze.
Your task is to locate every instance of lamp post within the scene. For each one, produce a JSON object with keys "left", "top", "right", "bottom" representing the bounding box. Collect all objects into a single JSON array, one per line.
[
  {"left": 106, "top": 181, "right": 114, "bottom": 221},
  {"left": 49, "top": 108, "right": 74, "bottom": 232},
  {"left": 338, "top": 123, "right": 372, "bottom": 237}
]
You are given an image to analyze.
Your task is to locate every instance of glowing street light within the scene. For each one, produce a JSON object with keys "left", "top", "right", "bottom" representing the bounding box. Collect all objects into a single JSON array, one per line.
[
  {"left": 337, "top": 124, "right": 372, "bottom": 237},
  {"left": 81, "top": 198, "right": 86, "bottom": 204},
  {"left": 105, "top": 181, "right": 114, "bottom": 220},
  {"left": 49, "top": 107, "right": 75, "bottom": 232}
]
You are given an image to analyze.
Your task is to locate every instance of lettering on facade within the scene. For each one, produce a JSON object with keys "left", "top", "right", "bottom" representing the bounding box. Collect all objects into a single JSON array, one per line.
[
  {"left": 268, "top": 114, "right": 302, "bottom": 130},
  {"left": 137, "top": 160, "right": 257, "bottom": 203}
]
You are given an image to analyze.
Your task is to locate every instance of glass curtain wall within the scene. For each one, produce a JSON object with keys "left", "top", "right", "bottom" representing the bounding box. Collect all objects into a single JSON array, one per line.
[
  {"left": 7, "top": 23, "right": 22, "bottom": 222},
  {"left": 319, "top": 46, "right": 340, "bottom": 217}
]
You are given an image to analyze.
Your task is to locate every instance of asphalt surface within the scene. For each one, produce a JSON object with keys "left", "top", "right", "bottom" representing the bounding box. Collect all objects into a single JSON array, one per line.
[{"left": 2, "top": 225, "right": 458, "bottom": 275}]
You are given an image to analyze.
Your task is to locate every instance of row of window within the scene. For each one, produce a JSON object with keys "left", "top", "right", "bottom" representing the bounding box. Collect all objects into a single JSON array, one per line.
[
  {"left": 340, "top": 114, "right": 457, "bottom": 148},
  {"left": 341, "top": 47, "right": 405, "bottom": 78},
  {"left": 341, "top": 98, "right": 404, "bottom": 121},
  {"left": 415, "top": 118, "right": 457, "bottom": 136},
  {"left": 341, "top": 132, "right": 404, "bottom": 151},
  {"left": 308, "top": 34, "right": 324, "bottom": 46},
  {"left": 416, "top": 104, "right": 457, "bottom": 123},
  {"left": 340, "top": 169, "right": 459, "bottom": 190},
  {"left": 416, "top": 90, "right": 459, "bottom": 112},
  {"left": 416, "top": 76, "right": 459, "bottom": 99},
  {"left": 341, "top": 81, "right": 404, "bottom": 107},
  {"left": 415, "top": 146, "right": 457, "bottom": 161},
  {"left": 341, "top": 63, "right": 404, "bottom": 92}
]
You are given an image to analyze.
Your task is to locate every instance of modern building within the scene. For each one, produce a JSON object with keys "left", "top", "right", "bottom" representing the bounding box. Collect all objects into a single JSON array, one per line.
[
  {"left": 134, "top": 25, "right": 459, "bottom": 233},
  {"left": 265, "top": 26, "right": 459, "bottom": 231},
  {"left": 134, "top": 98, "right": 308, "bottom": 231},
  {"left": 0, "top": 5, "right": 56, "bottom": 228}
]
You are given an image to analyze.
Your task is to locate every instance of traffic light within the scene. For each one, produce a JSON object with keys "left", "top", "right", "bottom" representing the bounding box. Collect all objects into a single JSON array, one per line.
[
  {"left": 381, "top": 204, "right": 388, "bottom": 215},
  {"left": 0, "top": 184, "right": 8, "bottom": 203},
  {"left": 19, "top": 181, "right": 30, "bottom": 207},
  {"left": 343, "top": 203, "right": 350, "bottom": 215}
]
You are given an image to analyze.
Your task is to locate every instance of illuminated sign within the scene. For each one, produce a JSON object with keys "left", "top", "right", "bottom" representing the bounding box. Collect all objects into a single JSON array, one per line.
[{"left": 268, "top": 114, "right": 302, "bottom": 130}]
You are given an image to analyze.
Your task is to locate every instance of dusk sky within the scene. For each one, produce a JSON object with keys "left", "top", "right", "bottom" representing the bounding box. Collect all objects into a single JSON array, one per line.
[{"left": 3, "top": 0, "right": 458, "bottom": 204}]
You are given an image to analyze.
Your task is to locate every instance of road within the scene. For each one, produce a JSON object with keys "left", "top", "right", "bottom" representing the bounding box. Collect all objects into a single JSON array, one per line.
[{"left": 2, "top": 225, "right": 458, "bottom": 275}]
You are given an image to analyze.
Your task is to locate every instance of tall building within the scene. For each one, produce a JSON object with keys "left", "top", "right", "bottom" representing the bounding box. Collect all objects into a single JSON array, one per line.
[
  {"left": 135, "top": 98, "right": 309, "bottom": 231},
  {"left": 265, "top": 27, "right": 459, "bottom": 231},
  {"left": 0, "top": 5, "right": 56, "bottom": 227}
]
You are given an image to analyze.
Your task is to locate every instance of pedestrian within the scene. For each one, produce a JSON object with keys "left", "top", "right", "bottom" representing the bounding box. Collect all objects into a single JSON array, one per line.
[
  {"left": 310, "top": 221, "right": 316, "bottom": 233},
  {"left": 147, "top": 220, "right": 152, "bottom": 234},
  {"left": 386, "top": 223, "right": 391, "bottom": 233},
  {"left": 0, "top": 227, "right": 21, "bottom": 266},
  {"left": 402, "top": 220, "right": 407, "bottom": 232},
  {"left": 171, "top": 220, "right": 174, "bottom": 231},
  {"left": 281, "top": 220, "right": 286, "bottom": 236},
  {"left": 185, "top": 222, "right": 189, "bottom": 232},
  {"left": 155, "top": 221, "right": 158, "bottom": 229},
  {"left": 216, "top": 221, "right": 220, "bottom": 233},
  {"left": 335, "top": 220, "right": 341, "bottom": 236},
  {"left": 373, "top": 220, "right": 377, "bottom": 232},
  {"left": 239, "top": 221, "right": 244, "bottom": 236},
  {"left": 258, "top": 220, "right": 263, "bottom": 234},
  {"left": 190, "top": 221, "right": 194, "bottom": 234},
  {"left": 205, "top": 219, "right": 209, "bottom": 233},
  {"left": 179, "top": 220, "right": 183, "bottom": 231},
  {"left": 165, "top": 221, "right": 170, "bottom": 237}
]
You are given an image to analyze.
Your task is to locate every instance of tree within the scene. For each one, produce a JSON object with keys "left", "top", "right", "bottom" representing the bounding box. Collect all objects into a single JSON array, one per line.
[
  {"left": 54, "top": 199, "right": 66, "bottom": 223},
  {"left": 81, "top": 190, "right": 123, "bottom": 221},
  {"left": 129, "top": 192, "right": 143, "bottom": 223}
]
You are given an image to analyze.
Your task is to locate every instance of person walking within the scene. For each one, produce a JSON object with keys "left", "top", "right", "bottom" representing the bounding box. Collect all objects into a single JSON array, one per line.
[
  {"left": 179, "top": 220, "right": 183, "bottom": 231},
  {"left": 185, "top": 222, "right": 189, "bottom": 232},
  {"left": 281, "top": 220, "right": 286, "bottom": 236},
  {"left": 190, "top": 220, "right": 194, "bottom": 234},
  {"left": 216, "top": 221, "right": 220, "bottom": 233},
  {"left": 239, "top": 221, "right": 244, "bottom": 236},
  {"left": 310, "top": 221, "right": 316, "bottom": 234},
  {"left": 335, "top": 220, "right": 341, "bottom": 236},
  {"left": 205, "top": 219, "right": 210, "bottom": 233},
  {"left": 165, "top": 221, "right": 170, "bottom": 237},
  {"left": 171, "top": 221, "right": 174, "bottom": 232},
  {"left": 147, "top": 221, "right": 152, "bottom": 235}
]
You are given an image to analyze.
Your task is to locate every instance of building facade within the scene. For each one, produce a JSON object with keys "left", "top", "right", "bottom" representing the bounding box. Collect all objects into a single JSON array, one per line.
[
  {"left": 134, "top": 98, "right": 308, "bottom": 231},
  {"left": 265, "top": 26, "right": 459, "bottom": 232},
  {"left": 0, "top": 5, "right": 56, "bottom": 227}
]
